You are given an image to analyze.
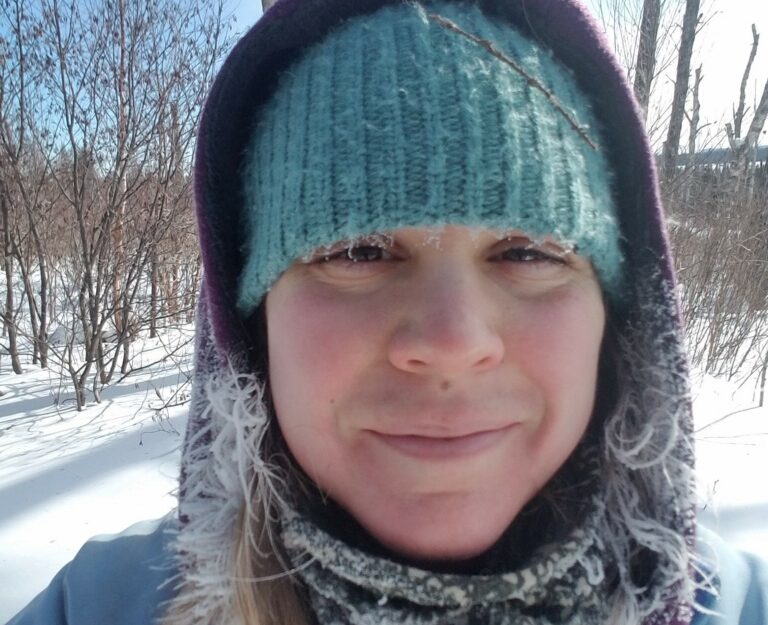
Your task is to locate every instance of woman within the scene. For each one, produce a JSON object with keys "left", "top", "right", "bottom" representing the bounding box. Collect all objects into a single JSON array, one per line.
[{"left": 9, "top": 0, "right": 767, "bottom": 624}]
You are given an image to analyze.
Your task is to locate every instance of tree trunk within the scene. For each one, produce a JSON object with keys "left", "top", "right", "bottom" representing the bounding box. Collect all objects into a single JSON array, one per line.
[
  {"left": 150, "top": 252, "right": 158, "bottom": 338},
  {"left": 21, "top": 205, "right": 50, "bottom": 368},
  {"left": 120, "top": 331, "right": 131, "bottom": 374},
  {"left": 36, "top": 247, "right": 49, "bottom": 369},
  {"left": 739, "top": 77, "right": 768, "bottom": 161},
  {"left": 75, "top": 382, "right": 86, "bottom": 411},
  {"left": 633, "top": 0, "right": 661, "bottom": 121},
  {"left": 734, "top": 76, "right": 768, "bottom": 193},
  {"left": 112, "top": 0, "right": 128, "bottom": 338},
  {"left": 734, "top": 25, "right": 760, "bottom": 140},
  {"left": 725, "top": 56, "right": 768, "bottom": 189},
  {"left": 688, "top": 66, "right": 702, "bottom": 160},
  {"left": 171, "top": 264, "right": 180, "bottom": 322},
  {"left": 13, "top": 238, "right": 40, "bottom": 365},
  {"left": 661, "top": 0, "right": 701, "bottom": 179},
  {"left": 1, "top": 183, "right": 22, "bottom": 374}
]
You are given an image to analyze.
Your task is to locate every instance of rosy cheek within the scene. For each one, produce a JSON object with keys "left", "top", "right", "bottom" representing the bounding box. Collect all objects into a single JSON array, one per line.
[
  {"left": 510, "top": 289, "right": 604, "bottom": 439},
  {"left": 521, "top": 286, "right": 604, "bottom": 355},
  {"left": 268, "top": 282, "right": 387, "bottom": 406}
]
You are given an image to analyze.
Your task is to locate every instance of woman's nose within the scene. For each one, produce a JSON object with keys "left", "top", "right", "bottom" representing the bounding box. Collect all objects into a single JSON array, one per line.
[{"left": 387, "top": 273, "right": 505, "bottom": 377}]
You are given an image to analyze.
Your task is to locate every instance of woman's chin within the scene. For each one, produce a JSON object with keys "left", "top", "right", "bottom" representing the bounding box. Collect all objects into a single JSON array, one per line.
[
  {"left": 350, "top": 494, "right": 521, "bottom": 563},
  {"left": 373, "top": 522, "right": 506, "bottom": 563}
]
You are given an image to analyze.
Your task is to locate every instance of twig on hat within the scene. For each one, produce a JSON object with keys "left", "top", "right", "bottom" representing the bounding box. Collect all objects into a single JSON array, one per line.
[{"left": 421, "top": 8, "right": 599, "bottom": 151}]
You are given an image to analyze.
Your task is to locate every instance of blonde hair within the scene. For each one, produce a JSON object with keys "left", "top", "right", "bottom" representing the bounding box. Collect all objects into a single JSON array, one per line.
[
  {"left": 161, "top": 502, "right": 309, "bottom": 625},
  {"left": 233, "top": 503, "right": 312, "bottom": 625}
]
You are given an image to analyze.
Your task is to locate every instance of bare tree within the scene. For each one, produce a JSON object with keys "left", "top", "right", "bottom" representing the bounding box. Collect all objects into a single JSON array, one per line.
[
  {"left": 588, "top": 1, "right": 768, "bottom": 390},
  {"left": 725, "top": 25, "right": 768, "bottom": 188},
  {"left": 590, "top": 0, "right": 687, "bottom": 150},
  {"left": 0, "top": 0, "right": 58, "bottom": 370},
  {"left": 732, "top": 25, "right": 760, "bottom": 141},
  {"left": 1, "top": 178, "right": 22, "bottom": 373},
  {"left": 633, "top": 0, "right": 662, "bottom": 121},
  {"left": 738, "top": 82, "right": 768, "bottom": 162},
  {"left": 685, "top": 65, "right": 702, "bottom": 160},
  {"left": 661, "top": 0, "right": 701, "bottom": 179},
  {"left": 6, "top": 0, "right": 233, "bottom": 408},
  {"left": 111, "top": 0, "right": 129, "bottom": 346}
]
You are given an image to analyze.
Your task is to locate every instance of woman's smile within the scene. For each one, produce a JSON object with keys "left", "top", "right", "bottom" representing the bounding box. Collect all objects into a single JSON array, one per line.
[{"left": 367, "top": 423, "right": 521, "bottom": 461}]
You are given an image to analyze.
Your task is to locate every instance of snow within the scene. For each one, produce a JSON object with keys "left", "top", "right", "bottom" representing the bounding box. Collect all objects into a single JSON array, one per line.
[
  {"left": 1, "top": 327, "right": 767, "bottom": 621},
  {"left": 692, "top": 370, "right": 768, "bottom": 555},
  {"left": 0, "top": 328, "right": 193, "bottom": 621}
]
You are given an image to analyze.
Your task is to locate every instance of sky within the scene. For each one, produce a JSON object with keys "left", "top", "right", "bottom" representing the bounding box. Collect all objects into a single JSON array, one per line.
[
  {"left": 695, "top": 0, "right": 768, "bottom": 144},
  {"left": 227, "top": 0, "right": 768, "bottom": 150},
  {"left": 229, "top": 0, "right": 263, "bottom": 31}
]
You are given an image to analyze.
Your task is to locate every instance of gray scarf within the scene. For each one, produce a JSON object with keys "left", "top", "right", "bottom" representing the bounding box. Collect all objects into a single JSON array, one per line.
[{"left": 281, "top": 498, "right": 613, "bottom": 625}]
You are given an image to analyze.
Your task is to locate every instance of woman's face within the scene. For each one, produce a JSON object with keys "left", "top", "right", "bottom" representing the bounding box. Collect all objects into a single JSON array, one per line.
[{"left": 266, "top": 225, "right": 605, "bottom": 561}]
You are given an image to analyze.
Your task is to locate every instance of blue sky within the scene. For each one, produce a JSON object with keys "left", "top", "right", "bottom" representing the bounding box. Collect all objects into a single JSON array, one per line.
[{"left": 229, "top": 0, "right": 263, "bottom": 33}]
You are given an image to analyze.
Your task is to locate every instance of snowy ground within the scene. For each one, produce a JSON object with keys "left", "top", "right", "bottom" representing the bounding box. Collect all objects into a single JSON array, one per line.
[
  {"left": 1, "top": 329, "right": 767, "bottom": 621},
  {"left": 0, "top": 328, "right": 193, "bottom": 621},
  {"left": 690, "top": 368, "right": 768, "bottom": 555}
]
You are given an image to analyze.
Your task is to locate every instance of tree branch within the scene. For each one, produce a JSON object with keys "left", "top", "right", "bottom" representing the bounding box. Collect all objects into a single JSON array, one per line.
[
  {"left": 734, "top": 24, "right": 759, "bottom": 140},
  {"left": 422, "top": 7, "right": 598, "bottom": 151}
]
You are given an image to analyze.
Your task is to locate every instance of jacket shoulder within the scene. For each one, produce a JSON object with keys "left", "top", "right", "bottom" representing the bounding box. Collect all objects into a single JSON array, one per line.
[
  {"left": 6, "top": 516, "right": 179, "bottom": 625},
  {"left": 694, "top": 525, "right": 768, "bottom": 625}
]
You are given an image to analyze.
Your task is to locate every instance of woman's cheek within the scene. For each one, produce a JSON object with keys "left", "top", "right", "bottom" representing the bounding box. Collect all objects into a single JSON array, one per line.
[
  {"left": 267, "top": 279, "right": 390, "bottom": 425},
  {"left": 507, "top": 287, "right": 604, "bottom": 417}
]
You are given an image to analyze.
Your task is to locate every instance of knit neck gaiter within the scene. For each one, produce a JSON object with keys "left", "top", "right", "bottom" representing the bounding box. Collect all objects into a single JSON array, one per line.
[{"left": 280, "top": 495, "right": 614, "bottom": 625}]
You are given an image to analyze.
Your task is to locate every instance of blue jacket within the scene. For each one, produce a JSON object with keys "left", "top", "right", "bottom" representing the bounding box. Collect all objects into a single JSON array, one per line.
[
  {"left": 6, "top": 519, "right": 768, "bottom": 625},
  {"left": 6, "top": 518, "right": 177, "bottom": 625}
]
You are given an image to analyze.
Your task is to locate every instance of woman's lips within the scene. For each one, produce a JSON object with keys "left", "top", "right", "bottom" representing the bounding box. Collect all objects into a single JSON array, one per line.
[{"left": 369, "top": 425, "right": 518, "bottom": 460}]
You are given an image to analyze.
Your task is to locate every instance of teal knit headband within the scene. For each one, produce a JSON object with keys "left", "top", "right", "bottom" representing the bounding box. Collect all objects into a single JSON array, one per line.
[{"left": 237, "top": 1, "right": 623, "bottom": 313}]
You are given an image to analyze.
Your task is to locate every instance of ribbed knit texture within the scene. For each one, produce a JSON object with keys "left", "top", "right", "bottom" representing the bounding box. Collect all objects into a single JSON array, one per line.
[{"left": 238, "top": 1, "right": 623, "bottom": 313}]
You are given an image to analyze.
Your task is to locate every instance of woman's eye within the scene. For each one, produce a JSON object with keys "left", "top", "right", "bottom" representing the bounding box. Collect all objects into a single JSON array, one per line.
[
  {"left": 496, "top": 245, "right": 566, "bottom": 265},
  {"left": 330, "top": 245, "right": 388, "bottom": 263},
  {"left": 305, "top": 236, "right": 399, "bottom": 279},
  {"left": 312, "top": 240, "right": 396, "bottom": 273}
]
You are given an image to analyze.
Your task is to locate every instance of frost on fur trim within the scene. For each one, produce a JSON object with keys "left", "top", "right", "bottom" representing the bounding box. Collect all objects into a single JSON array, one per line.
[
  {"left": 164, "top": 341, "right": 280, "bottom": 624},
  {"left": 600, "top": 270, "right": 699, "bottom": 625}
]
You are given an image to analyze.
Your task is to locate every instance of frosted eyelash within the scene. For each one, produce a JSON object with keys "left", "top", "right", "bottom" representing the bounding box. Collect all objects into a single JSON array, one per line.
[{"left": 302, "top": 232, "right": 395, "bottom": 263}]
